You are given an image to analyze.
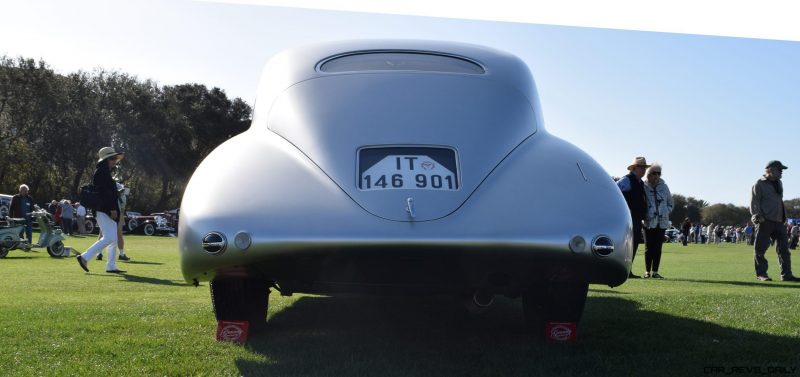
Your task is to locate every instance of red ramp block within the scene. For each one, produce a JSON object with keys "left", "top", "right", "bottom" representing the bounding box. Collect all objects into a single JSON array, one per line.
[
  {"left": 545, "top": 322, "right": 577, "bottom": 343},
  {"left": 216, "top": 320, "right": 249, "bottom": 342}
]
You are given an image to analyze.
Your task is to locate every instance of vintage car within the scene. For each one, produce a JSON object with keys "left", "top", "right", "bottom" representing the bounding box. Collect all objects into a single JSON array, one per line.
[
  {"left": 665, "top": 227, "right": 682, "bottom": 243},
  {"left": 179, "top": 40, "right": 633, "bottom": 336},
  {"left": 126, "top": 212, "right": 176, "bottom": 236},
  {"left": 122, "top": 211, "right": 144, "bottom": 233}
]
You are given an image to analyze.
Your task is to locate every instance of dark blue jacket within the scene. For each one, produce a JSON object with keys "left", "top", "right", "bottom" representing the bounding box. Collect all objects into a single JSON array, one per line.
[
  {"left": 9, "top": 194, "right": 35, "bottom": 219},
  {"left": 93, "top": 161, "right": 120, "bottom": 220},
  {"left": 619, "top": 172, "right": 647, "bottom": 222}
]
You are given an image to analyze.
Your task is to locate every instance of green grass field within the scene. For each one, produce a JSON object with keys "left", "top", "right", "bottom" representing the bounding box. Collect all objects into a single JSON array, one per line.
[{"left": 1, "top": 235, "right": 798, "bottom": 376}]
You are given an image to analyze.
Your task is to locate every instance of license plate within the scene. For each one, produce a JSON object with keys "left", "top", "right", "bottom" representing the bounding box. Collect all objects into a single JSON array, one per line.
[{"left": 358, "top": 147, "right": 460, "bottom": 191}]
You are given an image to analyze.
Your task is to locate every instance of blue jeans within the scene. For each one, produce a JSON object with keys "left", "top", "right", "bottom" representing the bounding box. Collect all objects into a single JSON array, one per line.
[{"left": 19, "top": 219, "right": 33, "bottom": 243}]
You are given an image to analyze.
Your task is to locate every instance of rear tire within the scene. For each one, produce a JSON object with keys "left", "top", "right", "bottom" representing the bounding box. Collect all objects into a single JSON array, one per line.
[
  {"left": 1, "top": 234, "right": 16, "bottom": 253},
  {"left": 522, "top": 281, "right": 589, "bottom": 337},
  {"left": 0, "top": 246, "right": 9, "bottom": 258},
  {"left": 84, "top": 219, "right": 95, "bottom": 234},
  {"left": 460, "top": 290, "right": 495, "bottom": 316},
  {"left": 47, "top": 241, "right": 65, "bottom": 258},
  {"left": 210, "top": 278, "right": 270, "bottom": 333}
]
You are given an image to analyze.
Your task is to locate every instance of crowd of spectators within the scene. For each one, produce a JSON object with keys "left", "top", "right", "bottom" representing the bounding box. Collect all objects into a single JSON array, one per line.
[
  {"left": 42, "top": 199, "right": 90, "bottom": 236},
  {"left": 680, "top": 223, "right": 755, "bottom": 245}
]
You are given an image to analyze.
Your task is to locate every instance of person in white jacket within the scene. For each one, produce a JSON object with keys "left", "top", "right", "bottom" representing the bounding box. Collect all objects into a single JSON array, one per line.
[{"left": 643, "top": 163, "right": 673, "bottom": 278}]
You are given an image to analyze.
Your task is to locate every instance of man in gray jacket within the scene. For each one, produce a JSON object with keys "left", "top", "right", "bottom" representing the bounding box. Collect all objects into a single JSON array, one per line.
[{"left": 750, "top": 160, "right": 799, "bottom": 281}]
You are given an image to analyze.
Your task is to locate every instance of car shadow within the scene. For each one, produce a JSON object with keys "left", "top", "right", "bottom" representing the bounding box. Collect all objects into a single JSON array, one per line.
[
  {"left": 587, "top": 288, "right": 629, "bottom": 295},
  {"left": 234, "top": 295, "right": 799, "bottom": 377}
]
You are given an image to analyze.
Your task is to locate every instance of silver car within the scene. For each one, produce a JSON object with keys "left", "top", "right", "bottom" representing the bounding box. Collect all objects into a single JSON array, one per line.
[{"left": 179, "top": 40, "right": 633, "bottom": 335}]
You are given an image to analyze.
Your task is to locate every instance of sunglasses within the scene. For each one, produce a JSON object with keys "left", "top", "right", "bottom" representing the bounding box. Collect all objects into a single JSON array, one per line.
[{"left": 649, "top": 171, "right": 661, "bottom": 176}]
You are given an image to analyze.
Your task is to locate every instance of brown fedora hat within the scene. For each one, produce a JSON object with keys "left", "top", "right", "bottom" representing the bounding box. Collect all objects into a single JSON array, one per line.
[{"left": 627, "top": 156, "right": 651, "bottom": 171}]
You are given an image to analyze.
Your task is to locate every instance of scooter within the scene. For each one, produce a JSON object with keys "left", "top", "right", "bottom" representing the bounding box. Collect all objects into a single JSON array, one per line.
[
  {"left": 0, "top": 218, "right": 24, "bottom": 258},
  {"left": 0, "top": 209, "right": 66, "bottom": 258}
]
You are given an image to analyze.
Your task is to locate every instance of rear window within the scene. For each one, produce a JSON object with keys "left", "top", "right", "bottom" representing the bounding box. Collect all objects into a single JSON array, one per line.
[{"left": 319, "top": 52, "right": 485, "bottom": 74}]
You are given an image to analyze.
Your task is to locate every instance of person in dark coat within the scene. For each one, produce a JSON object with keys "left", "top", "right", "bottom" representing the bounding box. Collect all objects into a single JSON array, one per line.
[
  {"left": 749, "top": 160, "right": 798, "bottom": 282},
  {"left": 76, "top": 147, "right": 126, "bottom": 274},
  {"left": 9, "top": 184, "right": 35, "bottom": 242},
  {"left": 681, "top": 218, "right": 692, "bottom": 246},
  {"left": 617, "top": 156, "right": 650, "bottom": 278}
]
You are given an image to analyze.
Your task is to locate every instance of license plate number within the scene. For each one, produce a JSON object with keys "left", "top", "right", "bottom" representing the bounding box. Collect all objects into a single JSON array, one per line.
[{"left": 358, "top": 147, "right": 459, "bottom": 191}]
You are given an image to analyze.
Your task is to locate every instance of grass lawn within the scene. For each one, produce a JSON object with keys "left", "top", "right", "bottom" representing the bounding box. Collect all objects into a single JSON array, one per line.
[{"left": 1, "top": 235, "right": 798, "bottom": 376}]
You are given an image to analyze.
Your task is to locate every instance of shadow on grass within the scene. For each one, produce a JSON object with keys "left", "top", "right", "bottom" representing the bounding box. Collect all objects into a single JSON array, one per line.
[
  {"left": 0, "top": 256, "right": 36, "bottom": 260},
  {"left": 235, "top": 295, "right": 800, "bottom": 377},
  {"left": 118, "top": 273, "right": 192, "bottom": 286},
  {"left": 670, "top": 278, "right": 800, "bottom": 289},
  {"left": 119, "top": 260, "right": 164, "bottom": 265}
]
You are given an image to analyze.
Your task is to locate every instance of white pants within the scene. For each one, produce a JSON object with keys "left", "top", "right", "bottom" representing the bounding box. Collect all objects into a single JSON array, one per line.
[{"left": 80, "top": 211, "right": 119, "bottom": 271}]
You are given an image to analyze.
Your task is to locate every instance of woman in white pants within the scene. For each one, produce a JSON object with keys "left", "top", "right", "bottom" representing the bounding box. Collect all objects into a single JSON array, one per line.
[{"left": 76, "top": 147, "right": 125, "bottom": 274}]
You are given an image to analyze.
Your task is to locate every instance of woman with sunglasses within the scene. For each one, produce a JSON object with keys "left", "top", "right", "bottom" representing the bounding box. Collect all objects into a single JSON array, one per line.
[{"left": 643, "top": 163, "right": 673, "bottom": 278}]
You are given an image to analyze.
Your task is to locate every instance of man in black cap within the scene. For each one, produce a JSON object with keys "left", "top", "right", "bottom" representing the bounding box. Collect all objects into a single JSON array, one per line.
[{"left": 750, "top": 160, "right": 799, "bottom": 282}]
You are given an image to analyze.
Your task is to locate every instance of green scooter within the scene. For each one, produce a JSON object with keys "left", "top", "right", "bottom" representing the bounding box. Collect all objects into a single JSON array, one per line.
[{"left": 0, "top": 209, "right": 66, "bottom": 258}]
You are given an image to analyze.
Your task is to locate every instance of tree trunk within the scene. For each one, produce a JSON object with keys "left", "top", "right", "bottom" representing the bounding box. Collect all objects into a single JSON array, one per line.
[
  {"left": 157, "top": 175, "right": 170, "bottom": 211},
  {"left": 71, "top": 170, "right": 84, "bottom": 201},
  {"left": 30, "top": 176, "right": 44, "bottom": 204}
]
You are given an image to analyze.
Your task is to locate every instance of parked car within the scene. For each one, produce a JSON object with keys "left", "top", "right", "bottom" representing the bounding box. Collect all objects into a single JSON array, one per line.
[
  {"left": 162, "top": 208, "right": 179, "bottom": 234},
  {"left": 0, "top": 194, "right": 12, "bottom": 228},
  {"left": 127, "top": 212, "right": 176, "bottom": 236},
  {"left": 124, "top": 211, "right": 143, "bottom": 232},
  {"left": 665, "top": 227, "right": 681, "bottom": 243},
  {"left": 0, "top": 194, "right": 12, "bottom": 219},
  {"left": 179, "top": 40, "right": 633, "bottom": 337}
]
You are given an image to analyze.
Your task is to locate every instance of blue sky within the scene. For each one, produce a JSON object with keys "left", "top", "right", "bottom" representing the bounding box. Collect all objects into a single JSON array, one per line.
[{"left": 2, "top": 0, "right": 798, "bottom": 206}]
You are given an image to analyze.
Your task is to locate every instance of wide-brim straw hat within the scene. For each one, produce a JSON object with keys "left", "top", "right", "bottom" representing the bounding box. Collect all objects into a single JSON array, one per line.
[
  {"left": 627, "top": 156, "right": 651, "bottom": 170},
  {"left": 97, "top": 147, "right": 124, "bottom": 163}
]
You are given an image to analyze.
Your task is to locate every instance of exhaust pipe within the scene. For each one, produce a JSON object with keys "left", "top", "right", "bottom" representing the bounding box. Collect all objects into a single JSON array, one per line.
[{"left": 472, "top": 289, "right": 495, "bottom": 308}]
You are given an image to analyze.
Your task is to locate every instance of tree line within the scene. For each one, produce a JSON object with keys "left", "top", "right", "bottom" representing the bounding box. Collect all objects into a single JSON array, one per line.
[
  {"left": 695, "top": 197, "right": 800, "bottom": 226},
  {"left": 0, "top": 56, "right": 251, "bottom": 213},
  {"left": 670, "top": 194, "right": 749, "bottom": 226}
]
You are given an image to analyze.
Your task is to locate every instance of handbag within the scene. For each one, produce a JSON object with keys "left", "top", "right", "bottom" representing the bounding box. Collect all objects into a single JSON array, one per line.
[{"left": 79, "top": 184, "right": 100, "bottom": 210}]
